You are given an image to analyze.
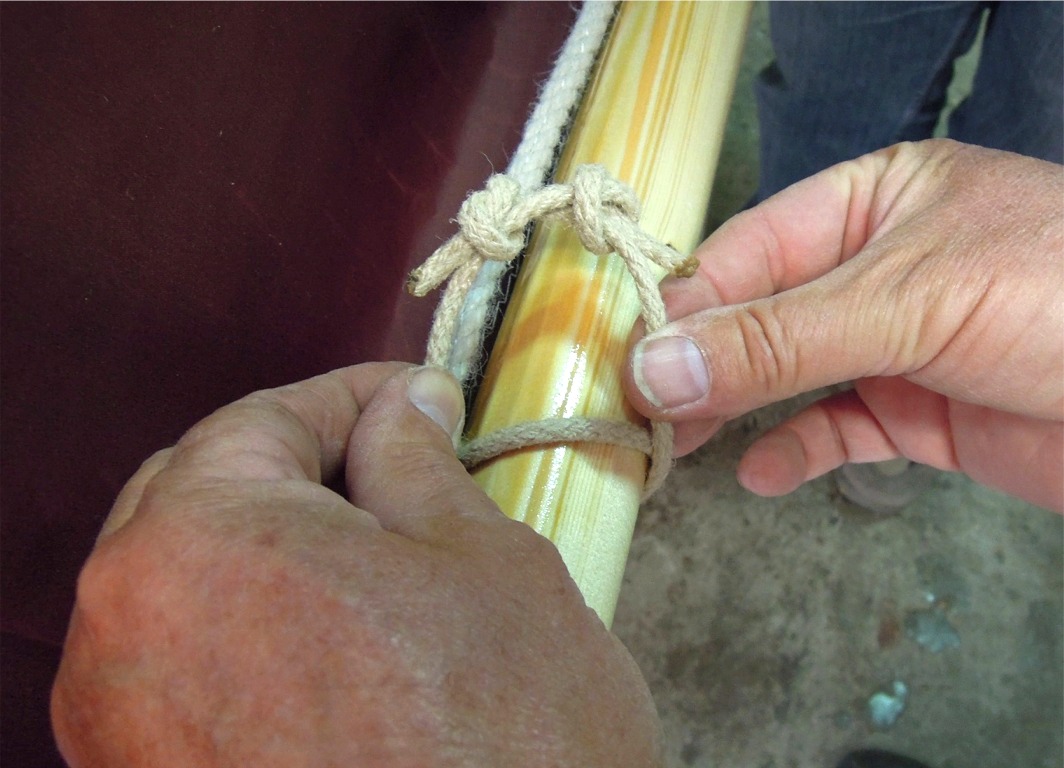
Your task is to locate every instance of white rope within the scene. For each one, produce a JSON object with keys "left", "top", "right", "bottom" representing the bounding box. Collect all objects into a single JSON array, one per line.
[{"left": 443, "top": 1, "right": 618, "bottom": 386}]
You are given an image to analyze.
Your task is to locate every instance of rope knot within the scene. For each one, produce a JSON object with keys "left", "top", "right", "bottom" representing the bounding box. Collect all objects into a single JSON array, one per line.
[
  {"left": 408, "top": 163, "right": 701, "bottom": 498},
  {"left": 455, "top": 174, "right": 527, "bottom": 264},
  {"left": 568, "top": 164, "right": 641, "bottom": 254}
]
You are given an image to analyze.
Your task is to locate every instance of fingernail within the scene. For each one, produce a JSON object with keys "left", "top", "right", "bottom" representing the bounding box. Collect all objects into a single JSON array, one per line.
[
  {"left": 633, "top": 335, "right": 710, "bottom": 409},
  {"left": 408, "top": 366, "right": 465, "bottom": 446}
]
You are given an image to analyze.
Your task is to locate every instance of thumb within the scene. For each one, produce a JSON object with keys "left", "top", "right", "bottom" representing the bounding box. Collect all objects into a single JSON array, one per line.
[
  {"left": 625, "top": 261, "right": 900, "bottom": 421},
  {"left": 346, "top": 366, "right": 501, "bottom": 537}
]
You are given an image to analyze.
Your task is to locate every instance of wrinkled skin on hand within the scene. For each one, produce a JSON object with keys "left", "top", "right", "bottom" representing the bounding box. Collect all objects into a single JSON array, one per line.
[
  {"left": 52, "top": 364, "right": 663, "bottom": 767},
  {"left": 626, "top": 140, "right": 1063, "bottom": 511}
]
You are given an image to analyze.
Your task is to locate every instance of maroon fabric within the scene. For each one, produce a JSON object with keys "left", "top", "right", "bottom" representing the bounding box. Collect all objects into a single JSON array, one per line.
[{"left": 1, "top": 3, "right": 574, "bottom": 763}]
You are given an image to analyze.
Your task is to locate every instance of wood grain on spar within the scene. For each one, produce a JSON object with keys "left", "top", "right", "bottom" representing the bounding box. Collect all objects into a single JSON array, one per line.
[{"left": 466, "top": 2, "right": 750, "bottom": 626}]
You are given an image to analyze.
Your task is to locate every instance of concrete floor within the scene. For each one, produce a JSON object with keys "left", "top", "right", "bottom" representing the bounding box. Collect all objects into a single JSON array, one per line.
[{"left": 611, "top": 4, "right": 1064, "bottom": 767}]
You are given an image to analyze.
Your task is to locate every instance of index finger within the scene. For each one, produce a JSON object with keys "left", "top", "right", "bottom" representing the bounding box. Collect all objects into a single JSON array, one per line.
[
  {"left": 661, "top": 142, "right": 935, "bottom": 320},
  {"left": 98, "top": 362, "right": 411, "bottom": 541},
  {"left": 161, "top": 362, "right": 411, "bottom": 486}
]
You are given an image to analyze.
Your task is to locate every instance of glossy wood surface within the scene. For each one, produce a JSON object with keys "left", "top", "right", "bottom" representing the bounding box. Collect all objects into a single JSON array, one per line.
[{"left": 467, "top": 1, "right": 751, "bottom": 626}]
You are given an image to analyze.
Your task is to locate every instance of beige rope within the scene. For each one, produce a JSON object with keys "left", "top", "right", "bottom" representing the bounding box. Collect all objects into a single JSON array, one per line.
[
  {"left": 460, "top": 417, "right": 652, "bottom": 466},
  {"left": 458, "top": 417, "right": 676, "bottom": 501},
  {"left": 408, "top": 163, "right": 697, "bottom": 499}
]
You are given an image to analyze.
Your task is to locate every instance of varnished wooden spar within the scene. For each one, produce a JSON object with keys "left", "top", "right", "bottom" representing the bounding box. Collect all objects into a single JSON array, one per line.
[{"left": 465, "top": 2, "right": 751, "bottom": 626}]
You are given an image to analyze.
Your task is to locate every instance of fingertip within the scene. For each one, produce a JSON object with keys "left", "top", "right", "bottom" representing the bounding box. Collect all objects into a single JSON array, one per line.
[
  {"left": 672, "top": 418, "right": 724, "bottom": 457},
  {"left": 736, "top": 428, "right": 808, "bottom": 497},
  {"left": 659, "top": 269, "right": 726, "bottom": 321},
  {"left": 407, "top": 366, "right": 466, "bottom": 448},
  {"left": 346, "top": 365, "right": 496, "bottom": 537}
]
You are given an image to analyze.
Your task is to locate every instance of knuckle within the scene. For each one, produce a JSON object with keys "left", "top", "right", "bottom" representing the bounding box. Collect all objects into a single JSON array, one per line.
[
  {"left": 73, "top": 548, "right": 114, "bottom": 620},
  {"left": 73, "top": 535, "right": 150, "bottom": 637},
  {"left": 733, "top": 302, "right": 796, "bottom": 396}
]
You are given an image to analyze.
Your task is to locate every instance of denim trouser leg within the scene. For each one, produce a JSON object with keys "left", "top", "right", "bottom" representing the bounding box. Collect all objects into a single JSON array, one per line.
[
  {"left": 948, "top": 2, "right": 1064, "bottom": 163},
  {"left": 753, "top": 1, "right": 1062, "bottom": 201}
]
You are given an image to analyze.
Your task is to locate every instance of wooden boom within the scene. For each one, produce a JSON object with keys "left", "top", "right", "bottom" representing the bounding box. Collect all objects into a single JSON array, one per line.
[{"left": 465, "top": 1, "right": 750, "bottom": 626}]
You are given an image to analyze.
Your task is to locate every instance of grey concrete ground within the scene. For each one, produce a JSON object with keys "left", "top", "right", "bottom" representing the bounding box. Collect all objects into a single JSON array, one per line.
[{"left": 611, "top": 4, "right": 1064, "bottom": 767}]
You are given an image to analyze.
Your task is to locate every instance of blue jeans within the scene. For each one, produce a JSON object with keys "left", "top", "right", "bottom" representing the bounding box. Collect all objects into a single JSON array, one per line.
[{"left": 755, "top": 1, "right": 1064, "bottom": 200}]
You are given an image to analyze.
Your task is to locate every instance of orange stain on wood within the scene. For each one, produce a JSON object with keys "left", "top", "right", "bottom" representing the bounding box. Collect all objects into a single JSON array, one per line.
[{"left": 466, "top": 2, "right": 750, "bottom": 625}]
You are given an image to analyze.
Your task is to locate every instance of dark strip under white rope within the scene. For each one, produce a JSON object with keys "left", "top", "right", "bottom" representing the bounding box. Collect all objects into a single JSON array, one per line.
[{"left": 446, "top": 1, "right": 619, "bottom": 387}]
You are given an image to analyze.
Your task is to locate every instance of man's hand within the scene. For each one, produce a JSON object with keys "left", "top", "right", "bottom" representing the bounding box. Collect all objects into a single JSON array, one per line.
[
  {"left": 625, "top": 140, "right": 1063, "bottom": 511},
  {"left": 52, "top": 364, "right": 662, "bottom": 767}
]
